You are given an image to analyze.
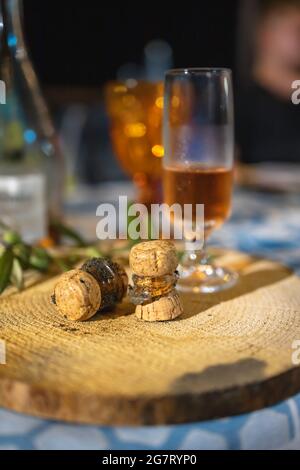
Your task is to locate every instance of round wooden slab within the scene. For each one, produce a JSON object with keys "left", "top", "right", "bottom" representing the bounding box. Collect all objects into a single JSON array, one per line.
[{"left": 1, "top": 250, "right": 300, "bottom": 425}]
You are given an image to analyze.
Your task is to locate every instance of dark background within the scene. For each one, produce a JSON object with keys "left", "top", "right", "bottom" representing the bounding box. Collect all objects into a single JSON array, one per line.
[
  {"left": 20, "top": 1, "right": 241, "bottom": 184},
  {"left": 23, "top": 1, "right": 239, "bottom": 87}
]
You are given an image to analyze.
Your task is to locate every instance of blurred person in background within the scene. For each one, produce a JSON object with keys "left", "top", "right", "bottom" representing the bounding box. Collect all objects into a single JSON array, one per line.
[{"left": 236, "top": 0, "right": 300, "bottom": 164}]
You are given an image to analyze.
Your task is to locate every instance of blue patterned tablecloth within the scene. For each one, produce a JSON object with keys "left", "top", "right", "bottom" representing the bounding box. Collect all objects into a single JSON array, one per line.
[{"left": 1, "top": 187, "right": 300, "bottom": 450}]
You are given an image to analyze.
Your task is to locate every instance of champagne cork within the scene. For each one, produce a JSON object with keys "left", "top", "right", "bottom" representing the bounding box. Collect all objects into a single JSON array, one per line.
[
  {"left": 135, "top": 291, "right": 183, "bottom": 322},
  {"left": 129, "top": 240, "right": 183, "bottom": 322},
  {"left": 53, "top": 270, "right": 101, "bottom": 321},
  {"left": 52, "top": 258, "right": 128, "bottom": 321},
  {"left": 130, "top": 240, "right": 178, "bottom": 277}
]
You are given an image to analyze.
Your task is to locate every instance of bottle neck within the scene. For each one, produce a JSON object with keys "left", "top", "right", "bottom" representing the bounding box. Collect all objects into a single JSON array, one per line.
[
  {"left": 0, "top": 0, "right": 57, "bottom": 140},
  {"left": 0, "top": 1, "right": 10, "bottom": 69},
  {"left": 0, "top": 1, "right": 24, "bottom": 56}
]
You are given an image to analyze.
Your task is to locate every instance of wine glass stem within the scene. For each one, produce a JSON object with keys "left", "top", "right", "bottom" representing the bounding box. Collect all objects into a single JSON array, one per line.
[
  {"left": 181, "top": 243, "right": 210, "bottom": 269},
  {"left": 177, "top": 237, "right": 238, "bottom": 293}
]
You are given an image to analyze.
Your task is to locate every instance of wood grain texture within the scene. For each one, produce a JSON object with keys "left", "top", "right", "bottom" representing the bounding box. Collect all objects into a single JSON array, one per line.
[{"left": 0, "top": 250, "right": 300, "bottom": 425}]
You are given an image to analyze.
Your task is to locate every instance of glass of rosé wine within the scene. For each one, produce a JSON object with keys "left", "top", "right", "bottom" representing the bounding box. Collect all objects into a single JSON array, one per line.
[{"left": 163, "top": 68, "right": 238, "bottom": 293}]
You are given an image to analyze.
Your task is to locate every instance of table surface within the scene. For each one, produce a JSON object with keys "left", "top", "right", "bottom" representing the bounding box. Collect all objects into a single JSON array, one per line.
[{"left": 1, "top": 184, "right": 300, "bottom": 450}]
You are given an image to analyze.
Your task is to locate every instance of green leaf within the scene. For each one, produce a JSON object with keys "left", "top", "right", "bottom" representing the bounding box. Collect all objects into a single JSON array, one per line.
[
  {"left": 13, "top": 243, "right": 31, "bottom": 269},
  {"left": 126, "top": 200, "right": 154, "bottom": 244},
  {"left": 29, "top": 247, "right": 51, "bottom": 272},
  {"left": 2, "top": 229, "right": 21, "bottom": 246},
  {"left": 10, "top": 258, "right": 24, "bottom": 290},
  {"left": 85, "top": 246, "right": 104, "bottom": 258},
  {"left": 0, "top": 248, "right": 14, "bottom": 294},
  {"left": 50, "top": 220, "right": 86, "bottom": 247}
]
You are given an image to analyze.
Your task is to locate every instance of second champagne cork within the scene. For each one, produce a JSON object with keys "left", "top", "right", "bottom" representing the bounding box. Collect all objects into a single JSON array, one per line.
[
  {"left": 129, "top": 240, "right": 183, "bottom": 321},
  {"left": 52, "top": 258, "right": 128, "bottom": 321}
]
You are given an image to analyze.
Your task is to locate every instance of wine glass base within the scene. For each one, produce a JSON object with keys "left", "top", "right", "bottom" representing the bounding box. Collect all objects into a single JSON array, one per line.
[{"left": 177, "top": 264, "right": 238, "bottom": 294}]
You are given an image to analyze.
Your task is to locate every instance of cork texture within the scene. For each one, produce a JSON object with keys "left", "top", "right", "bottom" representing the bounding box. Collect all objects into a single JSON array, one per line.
[
  {"left": 54, "top": 269, "right": 101, "bottom": 321},
  {"left": 135, "top": 291, "right": 183, "bottom": 321},
  {"left": 130, "top": 240, "right": 178, "bottom": 277}
]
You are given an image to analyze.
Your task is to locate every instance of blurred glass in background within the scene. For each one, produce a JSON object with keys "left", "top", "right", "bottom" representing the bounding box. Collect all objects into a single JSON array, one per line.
[
  {"left": 52, "top": 39, "right": 172, "bottom": 205},
  {"left": 105, "top": 80, "right": 164, "bottom": 206}
]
